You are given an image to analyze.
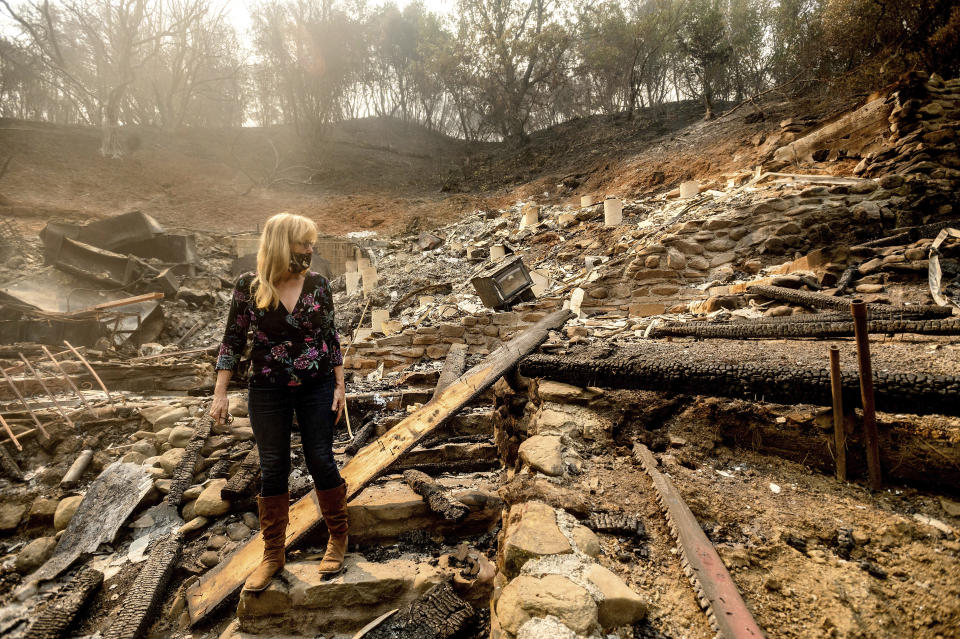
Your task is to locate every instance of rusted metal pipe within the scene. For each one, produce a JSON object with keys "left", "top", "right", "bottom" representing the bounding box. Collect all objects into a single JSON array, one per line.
[
  {"left": 0, "top": 413, "right": 21, "bottom": 451},
  {"left": 40, "top": 345, "right": 94, "bottom": 414},
  {"left": 851, "top": 300, "right": 882, "bottom": 490},
  {"left": 0, "top": 427, "right": 36, "bottom": 447},
  {"left": 63, "top": 340, "right": 119, "bottom": 406},
  {"left": 0, "top": 365, "right": 49, "bottom": 438},
  {"left": 61, "top": 449, "right": 93, "bottom": 489},
  {"left": 19, "top": 354, "right": 75, "bottom": 429},
  {"left": 829, "top": 345, "right": 846, "bottom": 482}
]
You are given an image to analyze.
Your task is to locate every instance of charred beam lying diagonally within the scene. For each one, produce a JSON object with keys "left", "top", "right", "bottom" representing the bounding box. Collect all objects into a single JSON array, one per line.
[
  {"left": 518, "top": 346, "right": 960, "bottom": 417},
  {"left": 648, "top": 318, "right": 960, "bottom": 340},
  {"left": 635, "top": 444, "right": 764, "bottom": 639},
  {"left": 747, "top": 285, "right": 953, "bottom": 318},
  {"left": 220, "top": 448, "right": 260, "bottom": 501},
  {"left": 167, "top": 419, "right": 211, "bottom": 507},
  {"left": 102, "top": 533, "right": 182, "bottom": 639},
  {"left": 403, "top": 470, "right": 470, "bottom": 521},
  {"left": 24, "top": 569, "right": 103, "bottom": 639},
  {"left": 0, "top": 441, "right": 23, "bottom": 481},
  {"left": 364, "top": 581, "right": 475, "bottom": 639},
  {"left": 344, "top": 419, "right": 376, "bottom": 456}
]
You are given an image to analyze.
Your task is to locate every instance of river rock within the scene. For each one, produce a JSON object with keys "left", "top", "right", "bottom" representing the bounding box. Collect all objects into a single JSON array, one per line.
[
  {"left": 156, "top": 448, "right": 187, "bottom": 475},
  {"left": 530, "top": 402, "right": 612, "bottom": 441},
  {"left": 519, "top": 435, "right": 565, "bottom": 477},
  {"left": 516, "top": 616, "right": 582, "bottom": 639},
  {"left": 131, "top": 440, "right": 158, "bottom": 457},
  {"left": 16, "top": 536, "right": 58, "bottom": 573},
  {"left": 194, "top": 479, "right": 230, "bottom": 517},
  {"left": 168, "top": 425, "right": 195, "bottom": 448},
  {"left": 179, "top": 516, "right": 209, "bottom": 535},
  {"left": 584, "top": 563, "right": 648, "bottom": 628},
  {"left": 54, "top": 496, "right": 84, "bottom": 531},
  {"left": 121, "top": 450, "right": 147, "bottom": 465},
  {"left": 229, "top": 395, "right": 248, "bottom": 417},
  {"left": 226, "top": 522, "right": 251, "bottom": 541},
  {"left": 152, "top": 406, "right": 190, "bottom": 430},
  {"left": 570, "top": 525, "right": 602, "bottom": 557},
  {"left": 502, "top": 502, "right": 572, "bottom": 577},
  {"left": 28, "top": 498, "right": 58, "bottom": 528},
  {"left": 496, "top": 574, "right": 598, "bottom": 635},
  {"left": 0, "top": 503, "right": 27, "bottom": 532},
  {"left": 199, "top": 550, "right": 220, "bottom": 568},
  {"left": 238, "top": 514, "right": 258, "bottom": 533}
]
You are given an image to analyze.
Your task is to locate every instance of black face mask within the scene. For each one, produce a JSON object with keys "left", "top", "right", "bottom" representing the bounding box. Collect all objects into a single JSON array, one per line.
[{"left": 290, "top": 252, "right": 312, "bottom": 273}]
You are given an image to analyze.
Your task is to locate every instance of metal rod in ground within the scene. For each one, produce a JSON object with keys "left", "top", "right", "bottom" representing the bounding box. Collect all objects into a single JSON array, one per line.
[
  {"left": 0, "top": 427, "right": 36, "bottom": 447},
  {"left": 0, "top": 413, "right": 21, "bottom": 450},
  {"left": 851, "top": 301, "right": 882, "bottom": 490},
  {"left": 19, "top": 354, "right": 75, "bottom": 429},
  {"left": 0, "top": 364, "right": 49, "bottom": 438},
  {"left": 341, "top": 297, "right": 371, "bottom": 441},
  {"left": 63, "top": 340, "right": 120, "bottom": 405},
  {"left": 40, "top": 345, "right": 94, "bottom": 414},
  {"left": 635, "top": 444, "right": 764, "bottom": 638},
  {"left": 829, "top": 345, "right": 846, "bottom": 482}
]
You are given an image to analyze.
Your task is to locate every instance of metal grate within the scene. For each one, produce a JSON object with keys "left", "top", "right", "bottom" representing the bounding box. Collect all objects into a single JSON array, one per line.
[{"left": 0, "top": 218, "right": 23, "bottom": 251}]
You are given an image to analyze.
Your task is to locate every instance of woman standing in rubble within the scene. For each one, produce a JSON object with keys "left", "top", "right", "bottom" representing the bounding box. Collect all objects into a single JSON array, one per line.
[{"left": 210, "top": 212, "right": 349, "bottom": 592}]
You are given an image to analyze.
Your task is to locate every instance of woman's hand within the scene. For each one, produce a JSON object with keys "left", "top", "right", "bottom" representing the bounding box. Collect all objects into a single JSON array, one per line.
[
  {"left": 332, "top": 382, "right": 346, "bottom": 424},
  {"left": 210, "top": 393, "right": 232, "bottom": 425}
]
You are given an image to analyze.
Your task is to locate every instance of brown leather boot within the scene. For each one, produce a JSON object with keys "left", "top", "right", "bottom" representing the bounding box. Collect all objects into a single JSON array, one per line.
[
  {"left": 315, "top": 482, "right": 348, "bottom": 575},
  {"left": 243, "top": 492, "right": 289, "bottom": 592}
]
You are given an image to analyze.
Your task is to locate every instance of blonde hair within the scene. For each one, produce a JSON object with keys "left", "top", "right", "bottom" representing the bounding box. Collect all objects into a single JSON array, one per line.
[{"left": 253, "top": 212, "right": 318, "bottom": 310}]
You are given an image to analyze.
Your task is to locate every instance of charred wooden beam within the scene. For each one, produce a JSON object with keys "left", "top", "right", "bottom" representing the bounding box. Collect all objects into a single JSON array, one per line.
[
  {"left": 518, "top": 345, "right": 960, "bottom": 417},
  {"left": 166, "top": 419, "right": 212, "bottom": 507},
  {"left": 392, "top": 459, "right": 498, "bottom": 475},
  {"left": 0, "top": 441, "right": 23, "bottom": 481},
  {"left": 748, "top": 285, "right": 952, "bottom": 318},
  {"left": 648, "top": 318, "right": 960, "bottom": 340},
  {"left": 206, "top": 456, "right": 232, "bottom": 479},
  {"left": 363, "top": 581, "right": 474, "bottom": 639},
  {"left": 403, "top": 470, "right": 470, "bottom": 521},
  {"left": 586, "top": 511, "right": 647, "bottom": 540},
  {"left": 23, "top": 568, "right": 103, "bottom": 639},
  {"left": 344, "top": 419, "right": 376, "bottom": 456},
  {"left": 635, "top": 444, "right": 764, "bottom": 639},
  {"left": 833, "top": 265, "right": 859, "bottom": 295},
  {"left": 102, "top": 533, "right": 182, "bottom": 639},
  {"left": 187, "top": 309, "right": 573, "bottom": 624},
  {"left": 220, "top": 448, "right": 260, "bottom": 501}
]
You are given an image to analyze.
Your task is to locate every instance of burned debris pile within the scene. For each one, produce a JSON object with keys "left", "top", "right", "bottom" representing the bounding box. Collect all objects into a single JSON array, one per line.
[{"left": 1, "top": 72, "right": 959, "bottom": 639}]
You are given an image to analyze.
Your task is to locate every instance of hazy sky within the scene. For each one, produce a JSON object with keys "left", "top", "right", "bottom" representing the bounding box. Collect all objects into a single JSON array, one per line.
[
  {"left": 1, "top": 0, "right": 459, "bottom": 41},
  {"left": 225, "top": 0, "right": 458, "bottom": 38}
]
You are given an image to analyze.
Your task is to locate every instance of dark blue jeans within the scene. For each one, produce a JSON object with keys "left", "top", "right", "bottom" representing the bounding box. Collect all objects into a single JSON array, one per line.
[{"left": 248, "top": 379, "right": 343, "bottom": 497}]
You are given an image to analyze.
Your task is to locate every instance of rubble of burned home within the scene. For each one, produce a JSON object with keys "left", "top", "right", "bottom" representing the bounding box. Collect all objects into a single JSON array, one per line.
[{"left": 1, "top": 71, "right": 960, "bottom": 639}]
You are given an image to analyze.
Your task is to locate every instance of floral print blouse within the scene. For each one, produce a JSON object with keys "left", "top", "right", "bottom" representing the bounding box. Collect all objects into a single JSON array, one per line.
[{"left": 216, "top": 271, "right": 343, "bottom": 387}]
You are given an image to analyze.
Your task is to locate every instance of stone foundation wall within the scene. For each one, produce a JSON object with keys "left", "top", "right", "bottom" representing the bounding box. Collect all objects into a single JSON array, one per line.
[
  {"left": 342, "top": 299, "right": 564, "bottom": 374},
  {"left": 489, "top": 378, "right": 648, "bottom": 638}
]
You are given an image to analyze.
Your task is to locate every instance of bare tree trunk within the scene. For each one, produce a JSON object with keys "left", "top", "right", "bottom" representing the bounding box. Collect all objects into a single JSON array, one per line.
[
  {"left": 100, "top": 90, "right": 123, "bottom": 158},
  {"left": 702, "top": 76, "right": 714, "bottom": 120}
]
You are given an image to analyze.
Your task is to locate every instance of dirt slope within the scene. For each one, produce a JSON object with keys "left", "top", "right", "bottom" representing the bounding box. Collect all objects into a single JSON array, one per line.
[
  {"left": 0, "top": 90, "right": 859, "bottom": 237},
  {"left": 0, "top": 117, "right": 478, "bottom": 235}
]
